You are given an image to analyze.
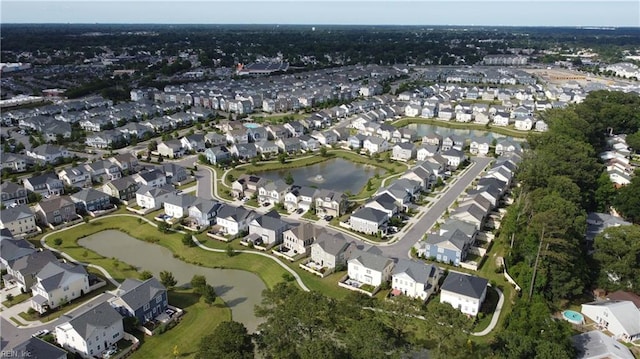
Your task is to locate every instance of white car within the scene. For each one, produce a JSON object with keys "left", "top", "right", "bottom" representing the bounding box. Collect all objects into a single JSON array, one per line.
[{"left": 32, "top": 329, "right": 50, "bottom": 337}]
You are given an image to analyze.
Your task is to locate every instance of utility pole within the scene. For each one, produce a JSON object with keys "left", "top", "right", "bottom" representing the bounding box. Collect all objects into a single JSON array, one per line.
[{"left": 529, "top": 225, "right": 545, "bottom": 301}]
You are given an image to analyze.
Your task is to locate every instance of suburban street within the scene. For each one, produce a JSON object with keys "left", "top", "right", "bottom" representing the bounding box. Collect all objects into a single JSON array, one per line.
[{"left": 370, "top": 156, "right": 493, "bottom": 259}]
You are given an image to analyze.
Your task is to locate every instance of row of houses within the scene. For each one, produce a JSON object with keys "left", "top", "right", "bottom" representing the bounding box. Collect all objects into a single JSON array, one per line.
[
  {"left": 415, "top": 152, "right": 521, "bottom": 266},
  {"left": 600, "top": 134, "right": 636, "bottom": 187}
]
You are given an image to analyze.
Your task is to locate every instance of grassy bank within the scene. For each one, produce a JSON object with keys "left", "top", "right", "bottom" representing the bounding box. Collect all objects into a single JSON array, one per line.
[{"left": 391, "top": 117, "right": 533, "bottom": 138}]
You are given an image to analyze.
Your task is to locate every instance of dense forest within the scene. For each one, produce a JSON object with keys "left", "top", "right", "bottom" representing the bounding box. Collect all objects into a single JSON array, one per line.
[{"left": 487, "top": 90, "right": 640, "bottom": 358}]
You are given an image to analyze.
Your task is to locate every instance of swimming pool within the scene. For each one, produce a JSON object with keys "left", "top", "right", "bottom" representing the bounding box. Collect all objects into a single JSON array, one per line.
[
  {"left": 243, "top": 123, "right": 260, "bottom": 129},
  {"left": 562, "top": 310, "right": 584, "bottom": 324}
]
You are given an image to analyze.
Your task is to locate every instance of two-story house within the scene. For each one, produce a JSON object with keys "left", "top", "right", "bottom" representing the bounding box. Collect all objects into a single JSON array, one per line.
[
  {"left": 363, "top": 136, "right": 389, "bottom": 154},
  {"left": 132, "top": 169, "right": 167, "bottom": 188},
  {"left": 315, "top": 190, "right": 348, "bottom": 217},
  {"left": 440, "top": 272, "right": 488, "bottom": 316},
  {"left": 258, "top": 180, "right": 289, "bottom": 204},
  {"left": 309, "top": 232, "right": 354, "bottom": 271},
  {"left": 70, "top": 188, "right": 111, "bottom": 213},
  {"left": 1, "top": 181, "right": 28, "bottom": 207},
  {"left": 34, "top": 196, "right": 78, "bottom": 227},
  {"left": 347, "top": 249, "right": 394, "bottom": 287},
  {"left": 163, "top": 193, "right": 198, "bottom": 219},
  {"left": 25, "top": 144, "right": 70, "bottom": 165},
  {"left": 0, "top": 205, "right": 37, "bottom": 236},
  {"left": 108, "top": 277, "right": 168, "bottom": 325},
  {"left": 101, "top": 176, "right": 139, "bottom": 202},
  {"left": 162, "top": 163, "right": 188, "bottom": 184},
  {"left": 282, "top": 223, "right": 319, "bottom": 256},
  {"left": 157, "top": 140, "right": 185, "bottom": 159},
  {"left": 58, "top": 166, "right": 92, "bottom": 189},
  {"left": 215, "top": 205, "right": 256, "bottom": 236},
  {"left": 391, "top": 259, "right": 440, "bottom": 301},
  {"left": 30, "top": 261, "right": 89, "bottom": 314},
  {"left": 23, "top": 173, "right": 64, "bottom": 198},
  {"left": 55, "top": 301, "right": 124, "bottom": 359},
  {"left": 392, "top": 142, "right": 416, "bottom": 161},
  {"left": 135, "top": 184, "right": 174, "bottom": 210},
  {"left": 188, "top": 198, "right": 222, "bottom": 228},
  {"left": 248, "top": 210, "right": 290, "bottom": 247},
  {"left": 4, "top": 249, "right": 57, "bottom": 292},
  {"left": 350, "top": 207, "right": 389, "bottom": 235}
]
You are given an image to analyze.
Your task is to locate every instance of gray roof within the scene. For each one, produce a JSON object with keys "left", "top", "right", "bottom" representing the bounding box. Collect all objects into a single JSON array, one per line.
[
  {"left": 5, "top": 337, "right": 67, "bottom": 359},
  {"left": 572, "top": 330, "right": 635, "bottom": 359},
  {"left": 0, "top": 237, "right": 35, "bottom": 264},
  {"left": 190, "top": 198, "right": 221, "bottom": 214},
  {"left": 10, "top": 250, "right": 57, "bottom": 276},
  {"left": 582, "top": 301, "right": 640, "bottom": 337},
  {"left": 113, "top": 277, "right": 166, "bottom": 312},
  {"left": 426, "top": 229, "right": 470, "bottom": 251},
  {"left": 135, "top": 184, "right": 174, "bottom": 197},
  {"left": 36, "top": 261, "right": 87, "bottom": 292},
  {"left": 1, "top": 181, "right": 25, "bottom": 195},
  {"left": 315, "top": 232, "right": 352, "bottom": 256},
  {"left": 36, "top": 196, "right": 75, "bottom": 214},
  {"left": 136, "top": 169, "right": 166, "bottom": 182},
  {"left": 441, "top": 272, "right": 488, "bottom": 299},
  {"left": 30, "top": 144, "right": 67, "bottom": 156},
  {"left": 349, "top": 249, "right": 393, "bottom": 272},
  {"left": 1, "top": 204, "right": 34, "bottom": 223},
  {"left": 163, "top": 193, "right": 197, "bottom": 209},
  {"left": 352, "top": 207, "right": 388, "bottom": 223},
  {"left": 439, "top": 219, "right": 477, "bottom": 239},
  {"left": 252, "top": 211, "right": 289, "bottom": 231},
  {"left": 217, "top": 205, "right": 254, "bottom": 222},
  {"left": 61, "top": 301, "right": 122, "bottom": 340},
  {"left": 392, "top": 259, "right": 437, "bottom": 285},
  {"left": 369, "top": 193, "right": 397, "bottom": 211},
  {"left": 24, "top": 173, "right": 62, "bottom": 188},
  {"left": 70, "top": 188, "right": 109, "bottom": 203},
  {"left": 107, "top": 176, "right": 139, "bottom": 191}
]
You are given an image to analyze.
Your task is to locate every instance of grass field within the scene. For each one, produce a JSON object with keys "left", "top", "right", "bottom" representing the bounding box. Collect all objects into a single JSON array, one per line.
[{"left": 130, "top": 290, "right": 231, "bottom": 359}]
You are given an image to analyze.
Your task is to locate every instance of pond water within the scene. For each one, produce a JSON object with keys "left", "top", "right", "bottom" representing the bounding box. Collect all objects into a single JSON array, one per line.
[
  {"left": 78, "top": 230, "right": 266, "bottom": 332},
  {"left": 258, "top": 157, "right": 384, "bottom": 194},
  {"left": 406, "top": 123, "right": 519, "bottom": 142}
]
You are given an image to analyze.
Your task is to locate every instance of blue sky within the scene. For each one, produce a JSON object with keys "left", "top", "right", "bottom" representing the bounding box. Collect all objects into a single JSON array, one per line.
[{"left": 2, "top": 1, "right": 639, "bottom": 27}]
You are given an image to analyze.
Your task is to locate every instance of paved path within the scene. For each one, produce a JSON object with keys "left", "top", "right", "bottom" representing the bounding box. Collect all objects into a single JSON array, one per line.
[
  {"left": 379, "top": 156, "right": 493, "bottom": 259},
  {"left": 472, "top": 286, "right": 504, "bottom": 336}
]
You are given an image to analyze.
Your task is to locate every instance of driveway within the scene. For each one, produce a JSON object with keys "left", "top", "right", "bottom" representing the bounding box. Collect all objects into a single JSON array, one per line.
[{"left": 379, "top": 156, "right": 493, "bottom": 259}]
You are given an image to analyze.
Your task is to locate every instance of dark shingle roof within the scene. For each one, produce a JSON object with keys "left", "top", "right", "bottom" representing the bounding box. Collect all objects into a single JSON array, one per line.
[
  {"left": 61, "top": 301, "right": 122, "bottom": 340},
  {"left": 113, "top": 277, "right": 166, "bottom": 312},
  {"left": 5, "top": 337, "right": 67, "bottom": 359},
  {"left": 441, "top": 272, "right": 488, "bottom": 299}
]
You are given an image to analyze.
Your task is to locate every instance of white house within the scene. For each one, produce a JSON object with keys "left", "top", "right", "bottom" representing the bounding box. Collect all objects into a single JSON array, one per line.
[
  {"left": 363, "top": 136, "right": 389, "bottom": 154},
  {"left": 347, "top": 250, "right": 394, "bottom": 287},
  {"left": 163, "top": 193, "right": 197, "bottom": 219},
  {"left": 349, "top": 207, "right": 389, "bottom": 235},
  {"left": 30, "top": 261, "right": 89, "bottom": 314},
  {"left": 309, "top": 233, "right": 354, "bottom": 271},
  {"left": 581, "top": 301, "right": 640, "bottom": 342},
  {"left": 215, "top": 205, "right": 255, "bottom": 236},
  {"left": 55, "top": 301, "right": 124, "bottom": 359},
  {"left": 135, "top": 185, "right": 173, "bottom": 210},
  {"left": 0, "top": 205, "right": 37, "bottom": 236},
  {"left": 282, "top": 223, "right": 319, "bottom": 256},
  {"left": 440, "top": 272, "right": 488, "bottom": 316},
  {"left": 514, "top": 117, "right": 534, "bottom": 131},
  {"left": 391, "top": 260, "right": 440, "bottom": 301}
]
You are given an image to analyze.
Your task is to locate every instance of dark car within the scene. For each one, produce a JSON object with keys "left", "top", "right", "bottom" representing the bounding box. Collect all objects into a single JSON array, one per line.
[
  {"left": 324, "top": 215, "right": 333, "bottom": 221},
  {"left": 296, "top": 208, "right": 303, "bottom": 214},
  {"left": 263, "top": 202, "right": 270, "bottom": 207}
]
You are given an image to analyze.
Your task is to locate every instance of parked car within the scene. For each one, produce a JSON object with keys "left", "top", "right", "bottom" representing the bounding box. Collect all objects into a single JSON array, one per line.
[
  {"left": 296, "top": 208, "right": 303, "bottom": 214},
  {"left": 32, "top": 329, "right": 50, "bottom": 337},
  {"left": 324, "top": 215, "right": 333, "bottom": 221},
  {"left": 262, "top": 202, "right": 270, "bottom": 207}
]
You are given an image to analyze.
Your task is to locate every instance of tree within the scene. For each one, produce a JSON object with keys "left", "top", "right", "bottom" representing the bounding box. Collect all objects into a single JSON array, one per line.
[
  {"left": 53, "top": 238, "right": 63, "bottom": 246},
  {"left": 195, "top": 321, "right": 253, "bottom": 359},
  {"left": 157, "top": 222, "right": 170, "bottom": 233},
  {"left": 613, "top": 171, "right": 640, "bottom": 224},
  {"left": 626, "top": 130, "right": 640, "bottom": 153},
  {"left": 203, "top": 284, "right": 217, "bottom": 305},
  {"left": 6, "top": 293, "right": 14, "bottom": 302},
  {"left": 198, "top": 154, "right": 207, "bottom": 164},
  {"left": 182, "top": 233, "right": 195, "bottom": 247},
  {"left": 284, "top": 171, "right": 294, "bottom": 185},
  {"left": 593, "top": 225, "right": 640, "bottom": 291},
  {"left": 319, "top": 146, "right": 328, "bottom": 157},
  {"left": 278, "top": 153, "right": 287, "bottom": 164},
  {"left": 160, "top": 270, "right": 177, "bottom": 289},
  {"left": 225, "top": 244, "right": 235, "bottom": 257},
  {"left": 190, "top": 275, "right": 207, "bottom": 294},
  {"left": 148, "top": 141, "right": 158, "bottom": 151},
  {"left": 594, "top": 171, "right": 616, "bottom": 212},
  {"left": 139, "top": 270, "right": 153, "bottom": 280}
]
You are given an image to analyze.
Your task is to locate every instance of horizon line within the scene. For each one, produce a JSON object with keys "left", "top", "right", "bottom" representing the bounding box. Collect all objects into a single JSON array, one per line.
[{"left": 2, "top": 23, "right": 638, "bottom": 28}]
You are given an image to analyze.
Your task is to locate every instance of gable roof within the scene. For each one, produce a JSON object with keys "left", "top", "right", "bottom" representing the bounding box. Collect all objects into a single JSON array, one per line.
[
  {"left": 441, "top": 272, "right": 488, "bottom": 299},
  {"left": 0, "top": 237, "right": 36, "bottom": 264},
  {"left": 572, "top": 330, "right": 635, "bottom": 359},
  {"left": 392, "top": 259, "right": 437, "bottom": 285},
  {"left": 112, "top": 277, "right": 166, "bottom": 312},
  {"left": 70, "top": 188, "right": 109, "bottom": 203},
  {"left": 36, "top": 196, "right": 75, "bottom": 213},
  {"left": 36, "top": 261, "right": 87, "bottom": 292},
  {"left": 352, "top": 207, "right": 388, "bottom": 223},
  {"left": 582, "top": 301, "right": 640, "bottom": 336},
  {"left": 349, "top": 249, "right": 393, "bottom": 272},
  {"left": 315, "top": 232, "right": 352, "bottom": 256},
  {"left": 10, "top": 250, "right": 57, "bottom": 276},
  {"left": 0, "top": 204, "right": 34, "bottom": 222},
  {"left": 60, "top": 301, "right": 122, "bottom": 340},
  {"left": 6, "top": 337, "right": 67, "bottom": 359}
]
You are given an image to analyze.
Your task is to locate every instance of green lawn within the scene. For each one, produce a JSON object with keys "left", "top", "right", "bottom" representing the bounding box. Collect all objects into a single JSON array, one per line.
[
  {"left": 391, "top": 117, "right": 533, "bottom": 138},
  {"left": 130, "top": 290, "right": 231, "bottom": 359},
  {"left": 2, "top": 292, "right": 30, "bottom": 308}
]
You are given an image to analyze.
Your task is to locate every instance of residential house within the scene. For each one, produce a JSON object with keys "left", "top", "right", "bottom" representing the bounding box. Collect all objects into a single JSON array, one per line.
[
  {"left": 1, "top": 181, "right": 28, "bottom": 207},
  {"left": 422, "top": 133, "right": 443, "bottom": 147},
  {"left": 248, "top": 210, "right": 290, "bottom": 246},
  {"left": 132, "top": 169, "right": 167, "bottom": 188},
  {"left": 283, "top": 186, "right": 317, "bottom": 212},
  {"left": 495, "top": 139, "right": 522, "bottom": 155},
  {"left": 440, "top": 272, "right": 488, "bottom": 316},
  {"left": 284, "top": 121, "right": 305, "bottom": 137},
  {"left": 162, "top": 163, "right": 188, "bottom": 184},
  {"left": 348, "top": 134, "right": 367, "bottom": 149},
  {"left": 255, "top": 140, "right": 279, "bottom": 158},
  {"left": 0, "top": 205, "right": 37, "bottom": 236},
  {"left": 84, "top": 160, "right": 121, "bottom": 184},
  {"left": 30, "top": 261, "right": 89, "bottom": 314},
  {"left": 400, "top": 166, "right": 436, "bottom": 191},
  {"left": 55, "top": 301, "right": 124, "bottom": 359},
  {"left": 347, "top": 249, "right": 394, "bottom": 287},
  {"left": 4, "top": 337, "right": 67, "bottom": 359},
  {"left": 215, "top": 205, "right": 256, "bottom": 236},
  {"left": 204, "top": 146, "right": 231, "bottom": 165},
  {"left": 392, "top": 128, "right": 418, "bottom": 144},
  {"left": 572, "top": 330, "right": 635, "bottom": 359},
  {"left": 315, "top": 190, "right": 348, "bottom": 217},
  {"left": 312, "top": 131, "right": 338, "bottom": 146},
  {"left": 231, "top": 175, "right": 267, "bottom": 199},
  {"left": 392, "top": 142, "right": 416, "bottom": 161},
  {"left": 391, "top": 260, "right": 440, "bottom": 301},
  {"left": 157, "top": 140, "right": 185, "bottom": 158},
  {"left": 4, "top": 249, "right": 57, "bottom": 292},
  {"left": 108, "top": 277, "right": 168, "bottom": 325},
  {"left": 275, "top": 137, "right": 301, "bottom": 153},
  {"left": 58, "top": 166, "right": 92, "bottom": 188},
  {"left": 70, "top": 188, "right": 111, "bottom": 213},
  {"left": 442, "top": 135, "right": 465, "bottom": 151},
  {"left": 163, "top": 193, "right": 198, "bottom": 219},
  {"left": 135, "top": 184, "right": 174, "bottom": 210},
  {"left": 474, "top": 111, "right": 490, "bottom": 125},
  {"left": 101, "top": 176, "right": 139, "bottom": 202},
  {"left": 419, "top": 228, "right": 472, "bottom": 265},
  {"left": 26, "top": 144, "right": 70, "bottom": 165},
  {"left": 179, "top": 134, "right": 206, "bottom": 152},
  {"left": 350, "top": 207, "right": 389, "bottom": 235},
  {"left": 33, "top": 196, "right": 77, "bottom": 226},
  {"left": 363, "top": 136, "right": 389, "bottom": 154},
  {"left": 0, "top": 233, "right": 36, "bottom": 269},
  {"left": 450, "top": 203, "right": 487, "bottom": 230},
  {"left": 23, "top": 173, "right": 64, "bottom": 197},
  {"left": 514, "top": 117, "right": 534, "bottom": 131},
  {"left": 492, "top": 112, "right": 511, "bottom": 126},
  {"left": 84, "top": 130, "right": 124, "bottom": 149},
  {"left": 266, "top": 124, "right": 289, "bottom": 140},
  {"left": 535, "top": 120, "right": 549, "bottom": 132},
  {"left": 188, "top": 198, "right": 222, "bottom": 228},
  {"left": 108, "top": 153, "right": 139, "bottom": 174},
  {"left": 230, "top": 143, "right": 258, "bottom": 160},
  {"left": 469, "top": 137, "right": 491, "bottom": 156},
  {"left": 298, "top": 135, "right": 319, "bottom": 152},
  {"left": 282, "top": 223, "right": 320, "bottom": 255},
  {"left": 309, "top": 232, "right": 354, "bottom": 271},
  {"left": 441, "top": 148, "right": 467, "bottom": 169},
  {"left": 364, "top": 193, "right": 400, "bottom": 218},
  {"left": 416, "top": 144, "right": 439, "bottom": 161},
  {"left": 258, "top": 180, "right": 289, "bottom": 204},
  {"left": 226, "top": 129, "right": 249, "bottom": 144},
  {"left": 581, "top": 301, "right": 640, "bottom": 342},
  {"left": 0, "top": 152, "right": 28, "bottom": 173},
  {"left": 204, "top": 132, "right": 227, "bottom": 147}
]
